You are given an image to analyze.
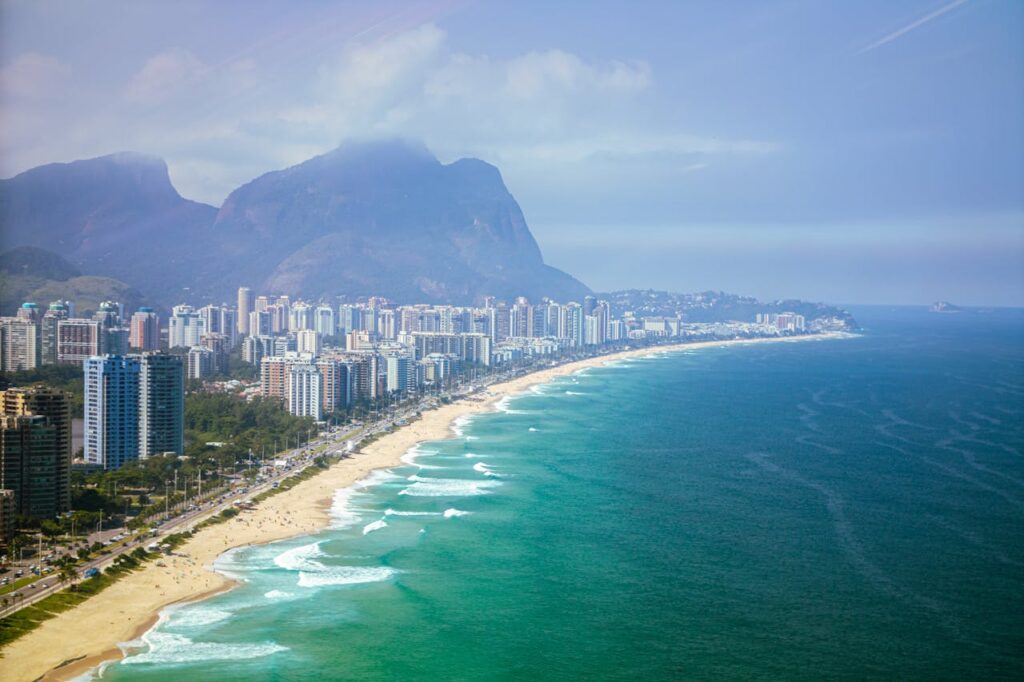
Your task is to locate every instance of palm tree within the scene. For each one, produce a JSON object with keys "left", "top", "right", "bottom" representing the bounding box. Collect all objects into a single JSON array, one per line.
[{"left": 59, "top": 563, "right": 77, "bottom": 588}]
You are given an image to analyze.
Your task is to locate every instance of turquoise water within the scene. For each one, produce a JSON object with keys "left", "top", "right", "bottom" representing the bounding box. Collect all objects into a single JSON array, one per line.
[{"left": 101, "top": 308, "right": 1024, "bottom": 680}]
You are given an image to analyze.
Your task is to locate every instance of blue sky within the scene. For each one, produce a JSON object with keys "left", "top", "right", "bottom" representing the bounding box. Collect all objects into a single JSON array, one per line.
[{"left": 1, "top": 0, "right": 1021, "bottom": 305}]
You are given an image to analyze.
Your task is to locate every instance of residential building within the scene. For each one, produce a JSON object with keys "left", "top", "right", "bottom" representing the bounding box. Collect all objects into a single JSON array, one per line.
[
  {"left": 0, "top": 317, "right": 39, "bottom": 371},
  {"left": 84, "top": 355, "right": 141, "bottom": 470},
  {"left": 296, "top": 329, "right": 321, "bottom": 355},
  {"left": 187, "top": 346, "right": 215, "bottom": 379},
  {"left": 237, "top": 287, "right": 254, "bottom": 336},
  {"left": 0, "top": 415, "right": 61, "bottom": 519},
  {"left": 57, "top": 319, "right": 103, "bottom": 365},
  {"left": 287, "top": 362, "right": 322, "bottom": 420},
  {"left": 139, "top": 353, "right": 184, "bottom": 458},
  {"left": 129, "top": 307, "right": 161, "bottom": 351},
  {"left": 0, "top": 489, "right": 13, "bottom": 547},
  {"left": 0, "top": 386, "right": 71, "bottom": 514},
  {"left": 168, "top": 305, "right": 206, "bottom": 348}
]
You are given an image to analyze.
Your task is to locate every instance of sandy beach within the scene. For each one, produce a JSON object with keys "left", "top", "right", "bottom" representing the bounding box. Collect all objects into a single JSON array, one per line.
[{"left": 0, "top": 332, "right": 849, "bottom": 681}]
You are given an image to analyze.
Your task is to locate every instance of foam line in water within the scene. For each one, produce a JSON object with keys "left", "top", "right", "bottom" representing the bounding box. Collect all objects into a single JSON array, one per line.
[
  {"left": 264, "top": 590, "right": 293, "bottom": 600},
  {"left": 472, "top": 462, "right": 500, "bottom": 477},
  {"left": 121, "top": 631, "right": 288, "bottom": 666},
  {"left": 384, "top": 508, "right": 441, "bottom": 516},
  {"left": 212, "top": 546, "right": 252, "bottom": 582},
  {"left": 399, "top": 476, "right": 500, "bottom": 497},
  {"left": 494, "top": 395, "right": 530, "bottom": 414},
  {"left": 274, "top": 541, "right": 325, "bottom": 572},
  {"left": 297, "top": 566, "right": 398, "bottom": 588},
  {"left": 452, "top": 414, "right": 475, "bottom": 437},
  {"left": 528, "top": 427, "right": 539, "bottom": 432},
  {"left": 401, "top": 444, "right": 443, "bottom": 468},
  {"left": 166, "top": 607, "right": 233, "bottom": 629},
  {"left": 443, "top": 508, "right": 471, "bottom": 518},
  {"left": 362, "top": 519, "right": 388, "bottom": 535}
]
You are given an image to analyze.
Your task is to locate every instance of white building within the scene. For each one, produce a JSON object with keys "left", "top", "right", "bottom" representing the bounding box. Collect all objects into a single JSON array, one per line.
[
  {"left": 287, "top": 362, "right": 322, "bottom": 420},
  {"left": 168, "top": 305, "right": 206, "bottom": 348},
  {"left": 296, "top": 329, "right": 322, "bottom": 355}
]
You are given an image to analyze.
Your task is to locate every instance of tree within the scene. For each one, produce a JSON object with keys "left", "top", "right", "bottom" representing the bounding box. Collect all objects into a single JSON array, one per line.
[
  {"left": 59, "top": 563, "right": 77, "bottom": 586},
  {"left": 40, "top": 519, "right": 62, "bottom": 538}
]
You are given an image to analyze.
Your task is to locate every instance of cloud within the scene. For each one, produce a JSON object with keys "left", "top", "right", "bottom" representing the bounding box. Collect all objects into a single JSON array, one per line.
[
  {"left": 1, "top": 21, "right": 777, "bottom": 207},
  {"left": 0, "top": 52, "right": 71, "bottom": 99},
  {"left": 123, "top": 48, "right": 206, "bottom": 103},
  {"left": 860, "top": 0, "right": 970, "bottom": 53}
]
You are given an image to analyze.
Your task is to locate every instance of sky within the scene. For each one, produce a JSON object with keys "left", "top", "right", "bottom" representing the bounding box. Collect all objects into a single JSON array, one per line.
[{"left": 1, "top": 0, "right": 1022, "bottom": 305}]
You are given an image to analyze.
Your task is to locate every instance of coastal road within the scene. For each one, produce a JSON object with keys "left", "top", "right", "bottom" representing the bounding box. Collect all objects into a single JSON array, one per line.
[{"left": 0, "top": 425, "right": 364, "bottom": 618}]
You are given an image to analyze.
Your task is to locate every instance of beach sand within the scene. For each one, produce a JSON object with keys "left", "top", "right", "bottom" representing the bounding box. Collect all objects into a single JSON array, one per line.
[{"left": 0, "top": 333, "right": 848, "bottom": 681}]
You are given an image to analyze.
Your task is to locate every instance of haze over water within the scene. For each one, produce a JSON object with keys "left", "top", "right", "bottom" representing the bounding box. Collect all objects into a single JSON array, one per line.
[{"left": 101, "top": 307, "right": 1024, "bottom": 680}]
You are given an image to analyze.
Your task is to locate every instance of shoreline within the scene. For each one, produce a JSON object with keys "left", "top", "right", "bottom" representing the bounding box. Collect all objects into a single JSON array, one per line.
[{"left": 2, "top": 332, "right": 852, "bottom": 681}]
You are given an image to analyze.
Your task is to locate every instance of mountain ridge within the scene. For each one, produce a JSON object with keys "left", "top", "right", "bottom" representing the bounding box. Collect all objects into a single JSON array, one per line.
[{"left": 0, "top": 140, "right": 589, "bottom": 306}]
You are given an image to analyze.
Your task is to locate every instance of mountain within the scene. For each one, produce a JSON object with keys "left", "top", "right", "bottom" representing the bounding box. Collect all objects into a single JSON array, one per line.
[
  {"left": 0, "top": 141, "right": 589, "bottom": 306},
  {"left": 0, "top": 245, "right": 144, "bottom": 316},
  {"left": 0, "top": 151, "right": 218, "bottom": 303},
  {"left": 210, "top": 140, "right": 589, "bottom": 303}
]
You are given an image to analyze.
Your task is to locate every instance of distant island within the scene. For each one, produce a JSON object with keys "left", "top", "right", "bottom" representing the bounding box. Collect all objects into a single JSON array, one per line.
[{"left": 930, "top": 301, "right": 963, "bottom": 313}]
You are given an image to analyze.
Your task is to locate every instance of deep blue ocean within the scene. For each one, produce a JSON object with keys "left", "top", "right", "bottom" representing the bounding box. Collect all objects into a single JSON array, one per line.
[{"left": 99, "top": 307, "right": 1024, "bottom": 680}]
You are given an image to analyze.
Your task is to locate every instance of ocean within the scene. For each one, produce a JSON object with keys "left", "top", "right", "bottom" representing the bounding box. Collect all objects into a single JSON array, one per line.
[{"left": 98, "top": 307, "right": 1024, "bottom": 680}]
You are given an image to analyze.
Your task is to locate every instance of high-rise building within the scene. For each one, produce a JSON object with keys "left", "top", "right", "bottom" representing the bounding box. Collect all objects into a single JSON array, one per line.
[
  {"left": 338, "top": 305, "right": 363, "bottom": 335},
  {"left": 187, "top": 346, "right": 215, "bottom": 379},
  {"left": 559, "top": 303, "right": 584, "bottom": 347},
  {"left": 139, "top": 353, "right": 184, "bottom": 458},
  {"left": 168, "top": 305, "right": 206, "bottom": 348},
  {"left": 248, "top": 310, "right": 273, "bottom": 337},
  {"left": 15, "top": 302, "right": 39, "bottom": 322},
  {"left": 129, "top": 307, "right": 161, "bottom": 350},
  {"left": 84, "top": 355, "right": 140, "bottom": 470},
  {"left": 0, "top": 386, "right": 71, "bottom": 514},
  {"left": 57, "top": 319, "right": 103, "bottom": 365},
  {"left": 93, "top": 301, "right": 122, "bottom": 329},
  {"left": 287, "top": 362, "right": 322, "bottom": 420},
  {"left": 314, "top": 305, "right": 336, "bottom": 337},
  {"left": 104, "top": 327, "right": 130, "bottom": 356},
  {"left": 237, "top": 287, "right": 254, "bottom": 336},
  {"left": 39, "top": 302, "right": 70, "bottom": 365},
  {"left": 0, "top": 317, "right": 39, "bottom": 371},
  {"left": 0, "top": 489, "right": 14, "bottom": 546},
  {"left": 511, "top": 298, "right": 531, "bottom": 338},
  {"left": 296, "top": 329, "right": 322, "bottom": 355},
  {"left": 289, "top": 302, "right": 314, "bottom": 331},
  {"left": 316, "top": 358, "right": 352, "bottom": 413},
  {"left": 386, "top": 355, "right": 412, "bottom": 393},
  {"left": 242, "top": 335, "right": 274, "bottom": 365},
  {"left": 199, "top": 333, "right": 230, "bottom": 373},
  {"left": 0, "top": 415, "right": 61, "bottom": 519}
]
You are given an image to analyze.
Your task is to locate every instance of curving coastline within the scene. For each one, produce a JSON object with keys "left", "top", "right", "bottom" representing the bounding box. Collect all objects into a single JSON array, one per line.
[{"left": 1, "top": 333, "right": 851, "bottom": 681}]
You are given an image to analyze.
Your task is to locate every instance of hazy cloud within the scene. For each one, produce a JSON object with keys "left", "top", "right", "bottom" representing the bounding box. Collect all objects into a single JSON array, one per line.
[{"left": 0, "top": 52, "right": 70, "bottom": 99}]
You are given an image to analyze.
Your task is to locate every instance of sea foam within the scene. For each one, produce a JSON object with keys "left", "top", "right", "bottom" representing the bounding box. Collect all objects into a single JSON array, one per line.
[
  {"left": 297, "top": 566, "right": 398, "bottom": 588},
  {"left": 274, "top": 542, "right": 325, "bottom": 572},
  {"left": 400, "top": 476, "right": 500, "bottom": 497},
  {"left": 121, "top": 631, "right": 288, "bottom": 666},
  {"left": 362, "top": 519, "right": 388, "bottom": 535}
]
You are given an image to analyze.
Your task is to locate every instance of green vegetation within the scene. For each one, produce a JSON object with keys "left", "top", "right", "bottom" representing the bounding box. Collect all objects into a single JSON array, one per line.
[
  {"left": 0, "top": 364, "right": 84, "bottom": 416},
  {"left": 0, "top": 534, "right": 191, "bottom": 649},
  {"left": 0, "top": 450, "right": 346, "bottom": 652}
]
